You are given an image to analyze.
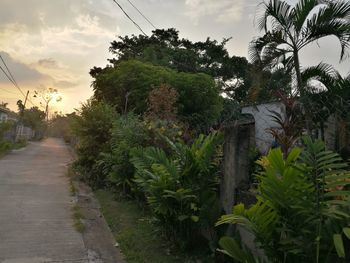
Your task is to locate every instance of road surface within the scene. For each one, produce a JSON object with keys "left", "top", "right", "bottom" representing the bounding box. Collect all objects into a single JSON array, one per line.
[{"left": 0, "top": 138, "right": 87, "bottom": 263}]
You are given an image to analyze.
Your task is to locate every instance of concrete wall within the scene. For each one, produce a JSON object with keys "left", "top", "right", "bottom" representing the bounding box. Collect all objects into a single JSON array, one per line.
[
  {"left": 221, "top": 119, "right": 255, "bottom": 214},
  {"left": 242, "top": 102, "right": 285, "bottom": 154}
]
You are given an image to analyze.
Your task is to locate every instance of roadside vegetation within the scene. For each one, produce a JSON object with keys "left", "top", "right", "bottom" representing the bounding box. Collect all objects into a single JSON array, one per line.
[
  {"left": 66, "top": 0, "right": 350, "bottom": 262},
  {"left": 96, "top": 189, "right": 215, "bottom": 263},
  {"left": 0, "top": 122, "right": 28, "bottom": 156}
]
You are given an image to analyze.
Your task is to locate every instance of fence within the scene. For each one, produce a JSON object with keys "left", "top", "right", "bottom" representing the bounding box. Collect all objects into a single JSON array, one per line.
[{"left": 2, "top": 123, "right": 35, "bottom": 142}]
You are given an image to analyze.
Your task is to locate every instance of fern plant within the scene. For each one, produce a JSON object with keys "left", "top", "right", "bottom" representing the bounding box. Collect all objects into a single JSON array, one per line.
[
  {"left": 130, "top": 132, "right": 223, "bottom": 246},
  {"left": 217, "top": 137, "right": 350, "bottom": 263}
]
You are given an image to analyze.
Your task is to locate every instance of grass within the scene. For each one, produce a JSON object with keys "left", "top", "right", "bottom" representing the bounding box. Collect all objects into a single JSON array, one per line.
[
  {"left": 66, "top": 166, "right": 77, "bottom": 196},
  {"left": 72, "top": 205, "right": 85, "bottom": 233},
  {"left": 95, "top": 189, "right": 214, "bottom": 263},
  {"left": 0, "top": 139, "right": 28, "bottom": 157}
]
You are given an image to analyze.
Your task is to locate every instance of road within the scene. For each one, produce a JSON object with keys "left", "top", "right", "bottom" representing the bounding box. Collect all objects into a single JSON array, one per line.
[{"left": 0, "top": 138, "right": 87, "bottom": 263}]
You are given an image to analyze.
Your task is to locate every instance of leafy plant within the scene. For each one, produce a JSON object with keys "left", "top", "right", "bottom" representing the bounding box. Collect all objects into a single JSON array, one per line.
[
  {"left": 107, "top": 113, "right": 148, "bottom": 195},
  {"left": 71, "top": 100, "right": 117, "bottom": 187},
  {"left": 130, "top": 132, "right": 223, "bottom": 248},
  {"left": 217, "top": 137, "right": 350, "bottom": 263}
]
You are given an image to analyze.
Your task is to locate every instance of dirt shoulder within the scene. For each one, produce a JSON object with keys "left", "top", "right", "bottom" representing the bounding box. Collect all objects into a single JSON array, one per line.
[{"left": 71, "top": 178, "right": 126, "bottom": 263}]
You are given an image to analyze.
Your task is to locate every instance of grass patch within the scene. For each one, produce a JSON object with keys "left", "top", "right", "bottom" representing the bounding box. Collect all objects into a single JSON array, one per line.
[
  {"left": 72, "top": 205, "right": 85, "bottom": 233},
  {"left": 66, "top": 166, "right": 77, "bottom": 196},
  {"left": 95, "top": 189, "right": 214, "bottom": 263},
  {"left": 0, "top": 139, "right": 27, "bottom": 157}
]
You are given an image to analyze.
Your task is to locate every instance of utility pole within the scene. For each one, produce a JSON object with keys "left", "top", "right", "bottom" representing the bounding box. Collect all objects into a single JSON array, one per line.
[
  {"left": 23, "top": 90, "right": 29, "bottom": 108},
  {"left": 17, "top": 90, "right": 29, "bottom": 140}
]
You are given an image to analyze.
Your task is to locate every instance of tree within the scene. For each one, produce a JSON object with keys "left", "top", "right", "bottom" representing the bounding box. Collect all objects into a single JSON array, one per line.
[
  {"left": 251, "top": 0, "right": 350, "bottom": 94},
  {"left": 92, "top": 28, "right": 251, "bottom": 99},
  {"left": 22, "top": 107, "right": 46, "bottom": 131},
  {"left": 92, "top": 60, "right": 223, "bottom": 130},
  {"left": 33, "top": 88, "right": 62, "bottom": 122}
]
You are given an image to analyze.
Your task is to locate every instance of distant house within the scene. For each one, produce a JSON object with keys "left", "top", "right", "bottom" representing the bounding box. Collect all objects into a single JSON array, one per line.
[{"left": 0, "top": 107, "right": 18, "bottom": 123}]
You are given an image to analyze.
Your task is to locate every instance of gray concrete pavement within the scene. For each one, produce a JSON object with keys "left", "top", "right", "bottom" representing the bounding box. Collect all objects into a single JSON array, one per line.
[{"left": 0, "top": 138, "right": 87, "bottom": 263}]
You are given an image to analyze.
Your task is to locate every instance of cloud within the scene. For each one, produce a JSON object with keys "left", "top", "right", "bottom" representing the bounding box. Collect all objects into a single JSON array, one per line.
[
  {"left": 37, "top": 58, "right": 58, "bottom": 68},
  {"left": 185, "top": 0, "right": 245, "bottom": 24},
  {"left": 0, "top": 52, "right": 51, "bottom": 85},
  {"left": 54, "top": 80, "right": 78, "bottom": 89}
]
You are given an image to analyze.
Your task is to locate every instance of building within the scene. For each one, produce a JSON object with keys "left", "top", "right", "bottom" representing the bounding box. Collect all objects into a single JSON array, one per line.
[{"left": 0, "top": 106, "right": 18, "bottom": 123}]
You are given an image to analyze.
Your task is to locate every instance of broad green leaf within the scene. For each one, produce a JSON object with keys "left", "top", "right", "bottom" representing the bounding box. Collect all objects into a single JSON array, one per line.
[
  {"left": 343, "top": 228, "right": 350, "bottom": 239},
  {"left": 218, "top": 236, "right": 245, "bottom": 261},
  {"left": 333, "top": 234, "right": 345, "bottom": 258}
]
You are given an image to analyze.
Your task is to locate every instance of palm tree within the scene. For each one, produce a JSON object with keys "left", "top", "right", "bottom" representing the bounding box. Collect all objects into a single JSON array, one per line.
[
  {"left": 250, "top": 0, "right": 350, "bottom": 94},
  {"left": 301, "top": 64, "right": 350, "bottom": 147}
]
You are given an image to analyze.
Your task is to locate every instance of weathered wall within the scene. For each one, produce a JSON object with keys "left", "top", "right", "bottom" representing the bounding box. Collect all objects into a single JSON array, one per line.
[
  {"left": 221, "top": 119, "right": 255, "bottom": 214},
  {"left": 242, "top": 102, "right": 285, "bottom": 154}
]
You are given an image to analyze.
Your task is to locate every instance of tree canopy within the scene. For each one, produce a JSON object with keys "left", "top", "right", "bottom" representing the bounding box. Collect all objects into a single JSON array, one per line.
[
  {"left": 91, "top": 28, "right": 251, "bottom": 100},
  {"left": 92, "top": 60, "right": 223, "bottom": 129}
]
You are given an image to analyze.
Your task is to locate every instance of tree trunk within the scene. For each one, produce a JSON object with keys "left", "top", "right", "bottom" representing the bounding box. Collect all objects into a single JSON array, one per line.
[
  {"left": 293, "top": 51, "right": 303, "bottom": 95},
  {"left": 294, "top": 50, "right": 312, "bottom": 135}
]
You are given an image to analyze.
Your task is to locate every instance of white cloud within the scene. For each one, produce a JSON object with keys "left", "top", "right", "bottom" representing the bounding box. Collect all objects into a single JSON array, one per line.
[{"left": 185, "top": 0, "right": 245, "bottom": 24}]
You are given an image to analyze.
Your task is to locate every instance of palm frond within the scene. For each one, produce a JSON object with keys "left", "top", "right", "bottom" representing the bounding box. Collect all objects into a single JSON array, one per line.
[
  {"left": 302, "top": 1, "right": 350, "bottom": 60},
  {"left": 257, "top": 0, "right": 294, "bottom": 32},
  {"left": 301, "top": 63, "right": 341, "bottom": 91},
  {"left": 292, "top": 0, "right": 321, "bottom": 32},
  {"left": 249, "top": 32, "right": 292, "bottom": 68}
]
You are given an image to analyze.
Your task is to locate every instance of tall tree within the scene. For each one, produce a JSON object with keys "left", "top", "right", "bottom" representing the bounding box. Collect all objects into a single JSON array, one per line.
[
  {"left": 91, "top": 60, "right": 223, "bottom": 130},
  {"left": 250, "top": 0, "right": 350, "bottom": 94},
  {"left": 91, "top": 28, "right": 250, "bottom": 99}
]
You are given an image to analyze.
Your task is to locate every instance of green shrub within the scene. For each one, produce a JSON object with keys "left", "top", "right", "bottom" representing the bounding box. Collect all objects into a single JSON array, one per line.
[
  {"left": 130, "top": 132, "right": 223, "bottom": 249},
  {"left": 71, "top": 100, "right": 117, "bottom": 187},
  {"left": 217, "top": 137, "right": 350, "bottom": 263},
  {"left": 106, "top": 113, "right": 148, "bottom": 195}
]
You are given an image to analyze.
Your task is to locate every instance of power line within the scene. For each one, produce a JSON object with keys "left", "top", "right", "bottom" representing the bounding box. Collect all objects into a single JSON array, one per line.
[
  {"left": 125, "top": 0, "right": 157, "bottom": 29},
  {"left": 0, "top": 55, "right": 20, "bottom": 88},
  {"left": 111, "top": 0, "right": 147, "bottom": 36},
  {"left": 0, "top": 64, "right": 21, "bottom": 95},
  {"left": 0, "top": 54, "right": 36, "bottom": 107}
]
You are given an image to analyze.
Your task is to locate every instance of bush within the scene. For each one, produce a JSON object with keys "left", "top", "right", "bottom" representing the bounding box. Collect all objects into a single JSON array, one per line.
[
  {"left": 71, "top": 100, "right": 117, "bottom": 187},
  {"left": 130, "top": 132, "right": 223, "bottom": 249},
  {"left": 106, "top": 113, "right": 148, "bottom": 195},
  {"left": 92, "top": 60, "right": 223, "bottom": 131},
  {"left": 217, "top": 137, "right": 350, "bottom": 263}
]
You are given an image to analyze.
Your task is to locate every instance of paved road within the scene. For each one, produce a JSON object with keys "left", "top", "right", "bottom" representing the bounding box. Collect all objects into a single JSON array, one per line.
[{"left": 0, "top": 138, "right": 87, "bottom": 263}]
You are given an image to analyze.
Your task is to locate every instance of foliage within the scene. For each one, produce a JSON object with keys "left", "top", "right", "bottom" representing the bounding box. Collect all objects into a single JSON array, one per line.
[
  {"left": 144, "top": 118, "right": 186, "bottom": 151},
  {"left": 21, "top": 106, "right": 46, "bottom": 139},
  {"left": 48, "top": 112, "right": 77, "bottom": 143},
  {"left": 95, "top": 189, "right": 214, "bottom": 263},
  {"left": 99, "top": 28, "right": 250, "bottom": 98},
  {"left": 104, "top": 113, "right": 149, "bottom": 195},
  {"left": 0, "top": 121, "right": 14, "bottom": 154},
  {"left": 71, "top": 100, "right": 117, "bottom": 187},
  {"left": 300, "top": 69, "right": 350, "bottom": 149},
  {"left": 145, "top": 84, "right": 178, "bottom": 121},
  {"left": 130, "top": 132, "right": 223, "bottom": 248},
  {"left": 268, "top": 93, "right": 304, "bottom": 157},
  {"left": 91, "top": 60, "right": 223, "bottom": 130},
  {"left": 251, "top": 0, "right": 350, "bottom": 93},
  {"left": 217, "top": 137, "right": 350, "bottom": 262}
]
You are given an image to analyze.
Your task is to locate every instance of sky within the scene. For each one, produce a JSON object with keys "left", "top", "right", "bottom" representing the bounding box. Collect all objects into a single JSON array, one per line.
[{"left": 0, "top": 0, "right": 349, "bottom": 114}]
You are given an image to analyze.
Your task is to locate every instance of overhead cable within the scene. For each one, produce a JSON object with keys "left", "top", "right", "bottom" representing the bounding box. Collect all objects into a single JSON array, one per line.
[
  {"left": 112, "top": 0, "right": 147, "bottom": 36},
  {"left": 125, "top": 0, "right": 157, "bottom": 29}
]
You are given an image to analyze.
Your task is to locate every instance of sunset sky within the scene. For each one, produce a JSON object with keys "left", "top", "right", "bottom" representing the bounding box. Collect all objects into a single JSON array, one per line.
[{"left": 0, "top": 0, "right": 349, "bottom": 114}]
